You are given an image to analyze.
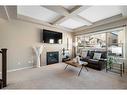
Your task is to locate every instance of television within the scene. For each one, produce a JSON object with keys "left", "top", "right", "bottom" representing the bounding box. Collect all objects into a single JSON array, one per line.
[{"left": 40, "top": 29, "right": 62, "bottom": 44}]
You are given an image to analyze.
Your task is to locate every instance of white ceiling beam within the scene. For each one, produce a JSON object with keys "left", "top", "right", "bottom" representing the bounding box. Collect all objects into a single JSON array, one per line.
[
  {"left": 73, "top": 15, "right": 92, "bottom": 25},
  {"left": 52, "top": 6, "right": 92, "bottom": 25},
  {"left": 17, "top": 14, "right": 73, "bottom": 32},
  {"left": 43, "top": 6, "right": 70, "bottom": 16},
  {"left": 74, "top": 14, "right": 124, "bottom": 32},
  {"left": 17, "top": 6, "right": 73, "bottom": 32},
  {"left": 17, "top": 14, "right": 52, "bottom": 26},
  {"left": 70, "top": 6, "right": 90, "bottom": 15},
  {"left": 53, "top": 16, "right": 69, "bottom": 25},
  {"left": 56, "top": 25, "right": 73, "bottom": 32}
]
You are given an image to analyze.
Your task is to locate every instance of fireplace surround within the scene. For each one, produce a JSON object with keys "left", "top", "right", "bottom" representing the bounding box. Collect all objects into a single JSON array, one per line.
[{"left": 47, "top": 51, "right": 59, "bottom": 65}]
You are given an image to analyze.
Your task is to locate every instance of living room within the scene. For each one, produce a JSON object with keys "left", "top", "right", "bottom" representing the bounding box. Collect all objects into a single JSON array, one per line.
[{"left": 0, "top": 5, "right": 127, "bottom": 90}]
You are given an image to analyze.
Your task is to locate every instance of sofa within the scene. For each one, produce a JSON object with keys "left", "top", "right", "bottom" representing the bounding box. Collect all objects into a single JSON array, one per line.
[{"left": 80, "top": 50, "right": 107, "bottom": 70}]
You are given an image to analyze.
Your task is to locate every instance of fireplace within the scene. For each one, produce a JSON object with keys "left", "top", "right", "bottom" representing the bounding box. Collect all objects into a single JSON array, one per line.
[{"left": 47, "top": 51, "right": 59, "bottom": 65}]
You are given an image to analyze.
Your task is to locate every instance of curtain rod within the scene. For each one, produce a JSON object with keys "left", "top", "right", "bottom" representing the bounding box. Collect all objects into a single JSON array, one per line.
[{"left": 75, "top": 24, "right": 126, "bottom": 36}]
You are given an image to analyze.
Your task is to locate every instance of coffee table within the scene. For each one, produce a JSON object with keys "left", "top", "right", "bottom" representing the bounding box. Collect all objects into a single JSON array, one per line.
[{"left": 64, "top": 60, "right": 88, "bottom": 76}]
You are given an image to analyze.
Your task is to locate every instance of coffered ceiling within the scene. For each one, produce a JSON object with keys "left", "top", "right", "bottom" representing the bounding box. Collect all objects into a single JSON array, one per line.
[{"left": 0, "top": 5, "right": 127, "bottom": 32}]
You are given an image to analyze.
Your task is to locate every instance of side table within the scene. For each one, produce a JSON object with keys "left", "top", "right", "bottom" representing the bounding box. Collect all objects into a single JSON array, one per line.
[{"left": 106, "top": 57, "right": 125, "bottom": 77}]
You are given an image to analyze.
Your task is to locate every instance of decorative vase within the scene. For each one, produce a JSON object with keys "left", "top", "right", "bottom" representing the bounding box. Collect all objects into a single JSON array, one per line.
[{"left": 33, "top": 45, "right": 43, "bottom": 68}]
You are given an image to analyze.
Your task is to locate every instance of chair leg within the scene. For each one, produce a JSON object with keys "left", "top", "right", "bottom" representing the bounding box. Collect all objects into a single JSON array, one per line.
[
  {"left": 120, "top": 64, "right": 122, "bottom": 77},
  {"left": 64, "top": 65, "right": 68, "bottom": 70},
  {"left": 84, "top": 66, "right": 88, "bottom": 71},
  {"left": 78, "top": 65, "right": 83, "bottom": 76}
]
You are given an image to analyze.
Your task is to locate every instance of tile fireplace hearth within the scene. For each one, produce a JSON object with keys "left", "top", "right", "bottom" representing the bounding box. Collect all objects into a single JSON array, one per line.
[{"left": 47, "top": 51, "right": 59, "bottom": 65}]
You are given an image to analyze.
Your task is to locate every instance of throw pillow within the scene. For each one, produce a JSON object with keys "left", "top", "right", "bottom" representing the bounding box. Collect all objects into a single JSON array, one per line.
[
  {"left": 81, "top": 51, "right": 87, "bottom": 58},
  {"left": 93, "top": 53, "right": 102, "bottom": 60}
]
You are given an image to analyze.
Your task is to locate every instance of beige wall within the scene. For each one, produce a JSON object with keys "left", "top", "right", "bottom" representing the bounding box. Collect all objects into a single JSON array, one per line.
[{"left": 0, "top": 19, "right": 72, "bottom": 71}]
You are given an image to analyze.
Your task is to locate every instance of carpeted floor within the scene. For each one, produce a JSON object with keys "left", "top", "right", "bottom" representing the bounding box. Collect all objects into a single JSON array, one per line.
[{"left": 4, "top": 63, "right": 127, "bottom": 89}]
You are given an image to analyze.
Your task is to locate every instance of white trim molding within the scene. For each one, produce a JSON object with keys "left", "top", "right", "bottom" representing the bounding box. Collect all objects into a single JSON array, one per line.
[{"left": 0, "top": 66, "right": 33, "bottom": 74}]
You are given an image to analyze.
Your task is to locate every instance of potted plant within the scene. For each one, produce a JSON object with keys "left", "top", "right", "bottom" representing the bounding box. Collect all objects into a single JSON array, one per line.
[{"left": 107, "top": 56, "right": 114, "bottom": 69}]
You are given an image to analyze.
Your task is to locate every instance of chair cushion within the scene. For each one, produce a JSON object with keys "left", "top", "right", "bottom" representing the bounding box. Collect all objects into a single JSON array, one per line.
[
  {"left": 80, "top": 56, "right": 90, "bottom": 62},
  {"left": 88, "top": 59, "right": 99, "bottom": 65}
]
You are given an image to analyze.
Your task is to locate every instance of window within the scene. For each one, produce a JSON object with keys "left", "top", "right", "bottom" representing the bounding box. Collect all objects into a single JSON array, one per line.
[{"left": 75, "top": 27, "right": 125, "bottom": 57}]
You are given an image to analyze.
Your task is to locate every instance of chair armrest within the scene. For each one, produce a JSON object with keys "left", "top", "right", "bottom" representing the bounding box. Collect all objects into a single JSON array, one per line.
[
  {"left": 98, "top": 59, "right": 107, "bottom": 70},
  {"left": 99, "top": 58, "right": 107, "bottom": 61}
]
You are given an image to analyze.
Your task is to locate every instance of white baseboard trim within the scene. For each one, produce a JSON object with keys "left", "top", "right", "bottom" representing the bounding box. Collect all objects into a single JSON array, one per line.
[
  {"left": 0, "top": 66, "right": 33, "bottom": 74},
  {"left": 8, "top": 66, "right": 33, "bottom": 72}
]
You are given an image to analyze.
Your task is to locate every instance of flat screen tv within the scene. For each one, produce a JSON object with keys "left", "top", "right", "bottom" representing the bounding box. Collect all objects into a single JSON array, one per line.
[{"left": 40, "top": 29, "right": 62, "bottom": 44}]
